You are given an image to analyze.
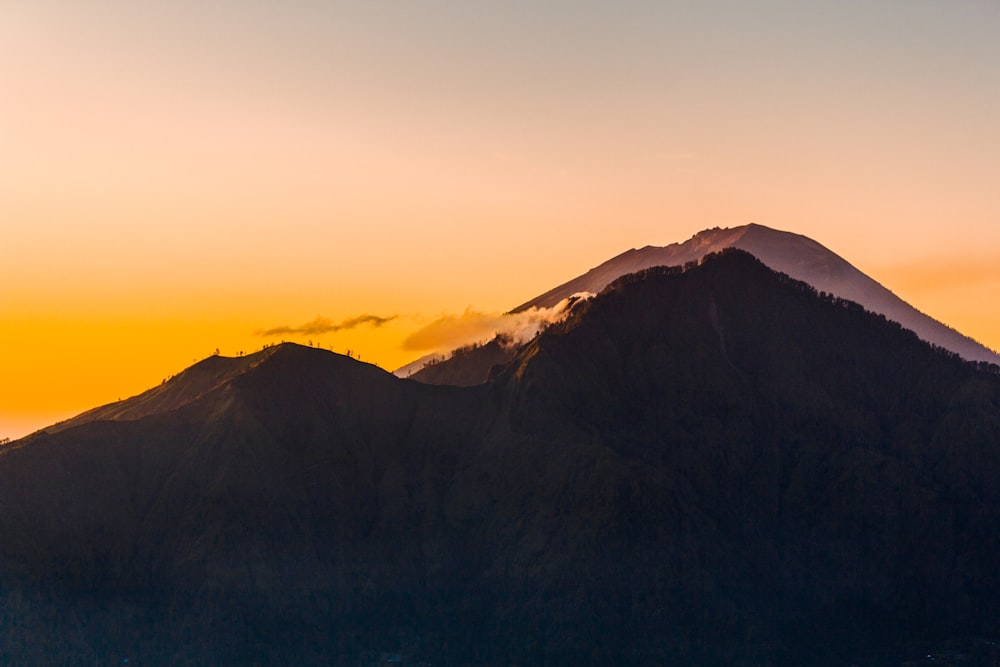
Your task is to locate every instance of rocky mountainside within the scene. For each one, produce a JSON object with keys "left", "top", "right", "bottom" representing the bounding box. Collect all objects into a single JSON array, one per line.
[
  {"left": 2, "top": 250, "right": 999, "bottom": 665},
  {"left": 413, "top": 225, "right": 999, "bottom": 387},
  {"left": 516, "top": 224, "right": 1000, "bottom": 365}
]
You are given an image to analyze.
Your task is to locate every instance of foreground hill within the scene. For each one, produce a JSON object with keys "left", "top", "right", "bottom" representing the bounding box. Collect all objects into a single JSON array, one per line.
[
  {"left": 2, "top": 250, "right": 999, "bottom": 665},
  {"left": 45, "top": 351, "right": 272, "bottom": 434}
]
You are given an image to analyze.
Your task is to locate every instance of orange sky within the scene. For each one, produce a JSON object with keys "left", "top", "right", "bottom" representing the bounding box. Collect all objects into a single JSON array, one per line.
[{"left": 3, "top": 1, "right": 999, "bottom": 440}]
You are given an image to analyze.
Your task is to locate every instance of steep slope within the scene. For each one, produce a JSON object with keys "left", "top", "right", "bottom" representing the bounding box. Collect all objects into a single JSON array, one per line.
[
  {"left": 0, "top": 344, "right": 489, "bottom": 664},
  {"left": 515, "top": 223, "right": 1000, "bottom": 365},
  {"left": 503, "top": 251, "right": 1000, "bottom": 660},
  {"left": 45, "top": 347, "right": 278, "bottom": 434},
  {"left": 734, "top": 225, "right": 999, "bottom": 364},
  {"left": 2, "top": 254, "right": 1000, "bottom": 665},
  {"left": 406, "top": 336, "right": 514, "bottom": 386},
  {"left": 512, "top": 225, "right": 751, "bottom": 312}
]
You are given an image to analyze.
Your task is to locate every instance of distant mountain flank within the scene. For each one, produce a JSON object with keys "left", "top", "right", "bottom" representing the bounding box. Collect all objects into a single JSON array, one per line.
[
  {"left": 410, "top": 224, "right": 998, "bottom": 386},
  {"left": 516, "top": 224, "right": 999, "bottom": 365}
]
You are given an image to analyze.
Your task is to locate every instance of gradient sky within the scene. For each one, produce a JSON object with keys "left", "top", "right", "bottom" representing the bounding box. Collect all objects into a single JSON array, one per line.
[{"left": 3, "top": 0, "right": 1000, "bottom": 440}]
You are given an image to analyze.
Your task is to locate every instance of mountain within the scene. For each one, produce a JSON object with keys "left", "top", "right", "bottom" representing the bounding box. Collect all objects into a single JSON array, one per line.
[
  {"left": 2, "top": 250, "right": 1000, "bottom": 665},
  {"left": 46, "top": 350, "right": 270, "bottom": 434},
  {"left": 400, "top": 336, "right": 513, "bottom": 385},
  {"left": 516, "top": 223, "right": 1000, "bottom": 365},
  {"left": 411, "top": 224, "right": 999, "bottom": 386}
]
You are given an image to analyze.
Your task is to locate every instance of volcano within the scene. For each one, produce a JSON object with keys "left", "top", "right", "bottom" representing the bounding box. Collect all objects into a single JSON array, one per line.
[
  {"left": 2, "top": 250, "right": 999, "bottom": 665},
  {"left": 408, "top": 224, "right": 998, "bottom": 386},
  {"left": 516, "top": 223, "right": 1000, "bottom": 365}
]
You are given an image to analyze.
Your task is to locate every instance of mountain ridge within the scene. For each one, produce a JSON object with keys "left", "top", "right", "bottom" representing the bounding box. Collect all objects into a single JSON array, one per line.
[
  {"left": 514, "top": 223, "right": 999, "bottom": 365},
  {"left": 43, "top": 347, "right": 278, "bottom": 435},
  {"left": 410, "top": 227, "right": 998, "bottom": 386},
  {"left": 2, "top": 250, "right": 999, "bottom": 665}
]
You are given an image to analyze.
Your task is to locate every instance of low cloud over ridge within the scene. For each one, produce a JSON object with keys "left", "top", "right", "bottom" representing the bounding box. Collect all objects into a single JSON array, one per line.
[
  {"left": 258, "top": 314, "right": 396, "bottom": 337},
  {"left": 402, "top": 293, "right": 593, "bottom": 353}
]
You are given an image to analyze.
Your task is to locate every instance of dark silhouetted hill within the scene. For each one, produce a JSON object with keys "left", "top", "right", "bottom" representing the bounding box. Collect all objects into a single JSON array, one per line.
[
  {"left": 2, "top": 251, "right": 999, "bottom": 665},
  {"left": 407, "top": 335, "right": 514, "bottom": 386},
  {"left": 46, "top": 348, "right": 277, "bottom": 434}
]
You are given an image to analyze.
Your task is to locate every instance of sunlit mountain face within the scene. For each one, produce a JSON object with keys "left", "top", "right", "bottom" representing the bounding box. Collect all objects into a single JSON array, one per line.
[
  {"left": 2, "top": 250, "right": 999, "bottom": 665},
  {"left": 406, "top": 225, "right": 1000, "bottom": 387}
]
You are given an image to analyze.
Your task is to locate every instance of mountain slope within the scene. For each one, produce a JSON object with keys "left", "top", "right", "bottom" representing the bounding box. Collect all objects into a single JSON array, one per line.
[
  {"left": 45, "top": 347, "right": 277, "bottom": 434},
  {"left": 515, "top": 223, "right": 1000, "bottom": 365},
  {"left": 0, "top": 344, "right": 489, "bottom": 663},
  {"left": 503, "top": 250, "right": 1000, "bottom": 659},
  {"left": 403, "top": 336, "right": 513, "bottom": 386},
  {"left": 2, "top": 252, "right": 1000, "bottom": 665}
]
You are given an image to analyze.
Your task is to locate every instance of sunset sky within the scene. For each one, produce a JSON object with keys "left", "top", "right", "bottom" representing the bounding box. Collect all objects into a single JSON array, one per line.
[{"left": 3, "top": 0, "right": 1000, "bottom": 440}]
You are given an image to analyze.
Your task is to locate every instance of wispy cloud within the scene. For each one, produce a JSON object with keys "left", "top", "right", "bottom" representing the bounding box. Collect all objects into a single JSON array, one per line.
[
  {"left": 401, "top": 309, "right": 502, "bottom": 351},
  {"left": 258, "top": 314, "right": 396, "bottom": 337},
  {"left": 401, "top": 293, "right": 593, "bottom": 353}
]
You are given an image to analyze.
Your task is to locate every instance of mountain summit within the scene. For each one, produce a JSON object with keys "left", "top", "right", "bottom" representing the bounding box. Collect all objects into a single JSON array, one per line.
[
  {"left": 410, "top": 225, "right": 999, "bottom": 385},
  {"left": 2, "top": 250, "right": 999, "bottom": 665},
  {"left": 514, "top": 223, "right": 999, "bottom": 365}
]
